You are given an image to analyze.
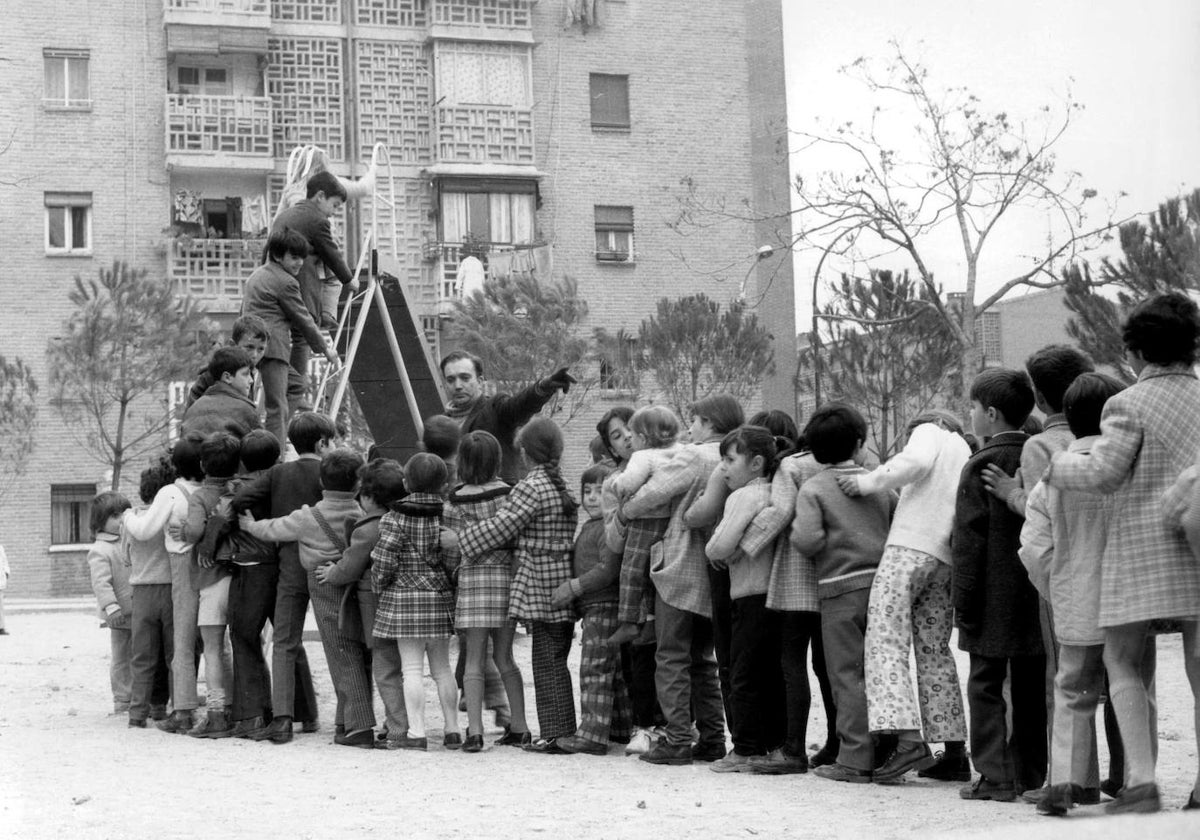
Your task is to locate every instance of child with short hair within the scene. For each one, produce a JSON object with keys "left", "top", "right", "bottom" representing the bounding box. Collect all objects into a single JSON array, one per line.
[
  {"left": 1056, "top": 292, "right": 1200, "bottom": 813},
  {"left": 423, "top": 414, "right": 463, "bottom": 489},
  {"left": 953, "top": 368, "right": 1044, "bottom": 801},
  {"left": 241, "top": 228, "right": 339, "bottom": 445},
  {"left": 1019, "top": 372, "right": 1125, "bottom": 815},
  {"left": 87, "top": 490, "right": 134, "bottom": 714},
  {"left": 443, "top": 430, "right": 530, "bottom": 751},
  {"left": 457, "top": 417, "right": 579, "bottom": 753},
  {"left": 317, "top": 457, "right": 409, "bottom": 746},
  {"left": 242, "top": 447, "right": 375, "bottom": 748},
  {"left": 794, "top": 405, "right": 896, "bottom": 784},
  {"left": 371, "top": 452, "right": 462, "bottom": 750},
  {"left": 609, "top": 405, "right": 683, "bottom": 646},
  {"left": 703, "top": 426, "right": 787, "bottom": 773},
  {"left": 550, "top": 463, "right": 632, "bottom": 755},
  {"left": 183, "top": 313, "right": 270, "bottom": 410},
  {"left": 233, "top": 412, "right": 338, "bottom": 743},
  {"left": 180, "top": 346, "right": 262, "bottom": 439},
  {"left": 123, "top": 434, "right": 205, "bottom": 734}
]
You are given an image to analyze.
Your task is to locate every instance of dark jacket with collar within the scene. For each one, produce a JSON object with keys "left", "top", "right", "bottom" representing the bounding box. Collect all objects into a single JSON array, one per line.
[
  {"left": 269, "top": 198, "right": 353, "bottom": 319},
  {"left": 456, "top": 381, "right": 556, "bottom": 483},
  {"left": 952, "top": 430, "right": 1043, "bottom": 658},
  {"left": 180, "top": 381, "right": 262, "bottom": 439}
]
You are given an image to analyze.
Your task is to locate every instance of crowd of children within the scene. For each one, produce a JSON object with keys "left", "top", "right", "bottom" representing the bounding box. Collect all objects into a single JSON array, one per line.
[{"left": 86, "top": 291, "right": 1200, "bottom": 818}]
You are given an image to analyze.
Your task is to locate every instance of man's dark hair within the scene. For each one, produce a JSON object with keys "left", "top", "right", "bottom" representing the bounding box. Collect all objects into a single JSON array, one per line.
[
  {"left": 287, "top": 412, "right": 337, "bottom": 454},
  {"left": 320, "top": 448, "right": 363, "bottom": 492},
  {"left": 969, "top": 368, "right": 1035, "bottom": 428},
  {"left": 266, "top": 227, "right": 311, "bottom": 261},
  {"left": 200, "top": 431, "right": 242, "bottom": 478},
  {"left": 208, "top": 346, "right": 254, "bottom": 382},
  {"left": 803, "top": 404, "right": 867, "bottom": 465},
  {"left": 1024, "top": 344, "right": 1094, "bottom": 413},
  {"left": 1063, "top": 372, "right": 1127, "bottom": 438},
  {"left": 306, "top": 171, "right": 347, "bottom": 202},
  {"left": 439, "top": 350, "right": 483, "bottom": 378},
  {"left": 1123, "top": 292, "right": 1200, "bottom": 366}
]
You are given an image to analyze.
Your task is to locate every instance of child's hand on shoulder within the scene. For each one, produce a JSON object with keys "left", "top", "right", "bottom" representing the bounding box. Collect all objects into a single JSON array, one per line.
[
  {"left": 549, "top": 580, "right": 574, "bottom": 609},
  {"left": 835, "top": 473, "right": 862, "bottom": 497},
  {"left": 439, "top": 527, "right": 459, "bottom": 553}
]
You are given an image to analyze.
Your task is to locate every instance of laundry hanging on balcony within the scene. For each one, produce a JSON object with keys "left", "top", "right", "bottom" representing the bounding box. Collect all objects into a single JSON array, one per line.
[
  {"left": 564, "top": 0, "right": 598, "bottom": 31},
  {"left": 456, "top": 255, "right": 485, "bottom": 300},
  {"left": 173, "top": 189, "right": 203, "bottom": 225},
  {"left": 241, "top": 195, "right": 268, "bottom": 237}
]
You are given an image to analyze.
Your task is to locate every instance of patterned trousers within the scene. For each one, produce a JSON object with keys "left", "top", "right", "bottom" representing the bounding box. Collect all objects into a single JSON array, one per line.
[
  {"left": 617, "top": 517, "right": 668, "bottom": 624},
  {"left": 864, "top": 546, "right": 966, "bottom": 742},
  {"left": 307, "top": 570, "right": 376, "bottom": 732},
  {"left": 530, "top": 621, "right": 577, "bottom": 739},
  {"left": 576, "top": 604, "right": 633, "bottom": 745}
]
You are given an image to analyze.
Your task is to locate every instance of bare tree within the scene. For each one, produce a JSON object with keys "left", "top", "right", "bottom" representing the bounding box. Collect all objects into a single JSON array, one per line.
[{"left": 47, "top": 262, "right": 212, "bottom": 489}]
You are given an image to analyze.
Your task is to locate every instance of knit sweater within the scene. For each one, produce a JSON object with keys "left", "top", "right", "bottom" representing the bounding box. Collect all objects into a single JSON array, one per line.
[
  {"left": 855, "top": 423, "right": 970, "bottom": 564},
  {"left": 567, "top": 516, "right": 620, "bottom": 607},
  {"left": 792, "top": 464, "right": 895, "bottom": 599},
  {"left": 242, "top": 490, "right": 362, "bottom": 571},
  {"left": 121, "top": 512, "right": 172, "bottom": 585},
  {"left": 706, "top": 477, "right": 773, "bottom": 599},
  {"left": 123, "top": 478, "right": 201, "bottom": 556}
]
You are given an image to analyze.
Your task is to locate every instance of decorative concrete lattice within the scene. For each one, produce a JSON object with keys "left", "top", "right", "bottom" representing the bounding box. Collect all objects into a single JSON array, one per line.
[
  {"left": 170, "top": 238, "right": 265, "bottom": 312},
  {"left": 271, "top": 0, "right": 341, "bottom": 23},
  {"left": 435, "top": 105, "right": 533, "bottom": 164},
  {"left": 430, "top": 0, "right": 532, "bottom": 29},
  {"left": 354, "top": 0, "right": 427, "bottom": 27},
  {"left": 166, "top": 94, "right": 272, "bottom": 155},
  {"left": 267, "top": 37, "right": 345, "bottom": 160},
  {"left": 355, "top": 40, "right": 433, "bottom": 166}
]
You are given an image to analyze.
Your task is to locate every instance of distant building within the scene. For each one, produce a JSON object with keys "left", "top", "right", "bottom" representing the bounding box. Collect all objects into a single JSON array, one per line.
[{"left": 2, "top": 0, "right": 794, "bottom": 595}]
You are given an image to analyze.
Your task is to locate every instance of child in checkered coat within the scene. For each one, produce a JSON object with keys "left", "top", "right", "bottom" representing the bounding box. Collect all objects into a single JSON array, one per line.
[
  {"left": 457, "top": 417, "right": 578, "bottom": 753},
  {"left": 550, "top": 463, "right": 632, "bottom": 755},
  {"left": 443, "top": 430, "right": 530, "bottom": 752},
  {"left": 371, "top": 452, "right": 462, "bottom": 750}
]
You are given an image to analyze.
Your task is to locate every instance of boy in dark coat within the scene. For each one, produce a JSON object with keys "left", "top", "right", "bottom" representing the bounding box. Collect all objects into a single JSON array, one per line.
[
  {"left": 180, "top": 346, "right": 262, "bottom": 439},
  {"left": 953, "top": 368, "right": 1044, "bottom": 802}
]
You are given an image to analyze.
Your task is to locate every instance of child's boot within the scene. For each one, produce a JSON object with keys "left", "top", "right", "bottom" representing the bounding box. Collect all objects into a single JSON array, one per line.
[
  {"left": 197, "top": 708, "right": 234, "bottom": 739},
  {"left": 156, "top": 709, "right": 194, "bottom": 734}
]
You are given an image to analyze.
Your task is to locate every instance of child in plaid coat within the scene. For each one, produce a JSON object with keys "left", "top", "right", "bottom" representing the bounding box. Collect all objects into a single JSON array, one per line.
[
  {"left": 443, "top": 430, "right": 530, "bottom": 752},
  {"left": 371, "top": 452, "right": 462, "bottom": 751},
  {"left": 457, "top": 417, "right": 578, "bottom": 753},
  {"left": 550, "top": 463, "right": 632, "bottom": 755}
]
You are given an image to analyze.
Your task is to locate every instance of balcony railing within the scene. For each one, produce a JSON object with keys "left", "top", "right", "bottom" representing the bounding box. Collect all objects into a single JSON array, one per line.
[
  {"left": 170, "top": 238, "right": 264, "bottom": 313},
  {"left": 435, "top": 105, "right": 534, "bottom": 165},
  {"left": 430, "top": 0, "right": 533, "bottom": 31},
  {"left": 166, "top": 94, "right": 272, "bottom": 163},
  {"left": 163, "top": 0, "right": 270, "bottom": 27}
]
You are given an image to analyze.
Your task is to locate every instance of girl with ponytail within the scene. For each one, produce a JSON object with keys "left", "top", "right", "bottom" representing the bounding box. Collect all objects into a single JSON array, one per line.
[{"left": 456, "top": 417, "right": 579, "bottom": 753}]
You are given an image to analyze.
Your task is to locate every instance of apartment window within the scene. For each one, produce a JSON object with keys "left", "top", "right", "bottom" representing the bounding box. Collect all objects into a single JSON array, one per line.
[
  {"left": 594, "top": 206, "right": 634, "bottom": 262},
  {"left": 51, "top": 483, "right": 96, "bottom": 545},
  {"left": 440, "top": 188, "right": 536, "bottom": 245},
  {"left": 589, "top": 73, "right": 630, "bottom": 129},
  {"left": 44, "top": 48, "right": 91, "bottom": 109},
  {"left": 45, "top": 192, "right": 93, "bottom": 255},
  {"left": 176, "top": 67, "right": 231, "bottom": 96}
]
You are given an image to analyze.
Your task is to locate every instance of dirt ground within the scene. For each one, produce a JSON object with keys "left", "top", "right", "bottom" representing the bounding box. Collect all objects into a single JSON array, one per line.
[{"left": 1, "top": 607, "right": 1198, "bottom": 840}]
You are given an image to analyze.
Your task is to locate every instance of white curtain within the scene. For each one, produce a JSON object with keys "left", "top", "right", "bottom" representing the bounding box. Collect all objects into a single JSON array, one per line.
[{"left": 442, "top": 192, "right": 469, "bottom": 242}]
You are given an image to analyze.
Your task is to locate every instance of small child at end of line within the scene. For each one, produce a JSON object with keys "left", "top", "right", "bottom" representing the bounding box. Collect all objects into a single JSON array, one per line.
[
  {"left": 372, "top": 453, "right": 462, "bottom": 751},
  {"left": 87, "top": 491, "right": 134, "bottom": 715},
  {"left": 550, "top": 463, "right": 632, "bottom": 755},
  {"left": 610, "top": 405, "right": 683, "bottom": 646},
  {"left": 1019, "top": 372, "right": 1125, "bottom": 816},
  {"left": 954, "top": 368, "right": 1044, "bottom": 802},
  {"left": 793, "top": 405, "right": 896, "bottom": 784}
]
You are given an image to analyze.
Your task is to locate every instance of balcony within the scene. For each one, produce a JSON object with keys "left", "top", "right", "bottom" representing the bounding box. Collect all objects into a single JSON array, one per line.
[
  {"left": 163, "top": 0, "right": 270, "bottom": 28},
  {"left": 169, "top": 237, "right": 264, "bottom": 313},
  {"left": 434, "top": 105, "right": 534, "bottom": 167},
  {"left": 165, "top": 94, "right": 273, "bottom": 170},
  {"left": 430, "top": 0, "right": 534, "bottom": 43}
]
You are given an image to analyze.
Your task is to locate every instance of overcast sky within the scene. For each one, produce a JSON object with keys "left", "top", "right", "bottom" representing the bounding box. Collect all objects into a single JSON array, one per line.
[{"left": 782, "top": 0, "right": 1200, "bottom": 322}]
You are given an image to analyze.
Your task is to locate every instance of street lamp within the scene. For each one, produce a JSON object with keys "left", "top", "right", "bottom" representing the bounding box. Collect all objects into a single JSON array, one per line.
[{"left": 736, "top": 244, "right": 777, "bottom": 302}]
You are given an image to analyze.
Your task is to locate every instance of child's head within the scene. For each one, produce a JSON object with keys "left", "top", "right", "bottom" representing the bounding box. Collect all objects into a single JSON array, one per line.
[
  {"left": 1063, "top": 372, "right": 1127, "bottom": 438},
  {"left": 90, "top": 490, "right": 131, "bottom": 537},
  {"left": 288, "top": 412, "right": 337, "bottom": 455},
  {"left": 1024, "top": 344, "right": 1094, "bottom": 414},
  {"left": 628, "top": 405, "right": 681, "bottom": 451},
  {"left": 207, "top": 346, "right": 254, "bottom": 397},
  {"left": 422, "top": 414, "right": 462, "bottom": 461},
  {"left": 320, "top": 448, "right": 364, "bottom": 493},
  {"left": 266, "top": 227, "right": 311, "bottom": 275},
  {"left": 172, "top": 432, "right": 206, "bottom": 482},
  {"left": 1122, "top": 292, "right": 1200, "bottom": 368},
  {"left": 307, "top": 171, "right": 348, "bottom": 202},
  {"left": 139, "top": 451, "right": 175, "bottom": 504},
  {"left": 718, "top": 425, "right": 776, "bottom": 490},
  {"left": 580, "top": 463, "right": 613, "bottom": 519},
  {"left": 457, "top": 430, "right": 502, "bottom": 485},
  {"left": 231, "top": 314, "right": 269, "bottom": 369},
  {"left": 359, "top": 458, "right": 406, "bottom": 510},
  {"left": 240, "top": 429, "right": 281, "bottom": 472},
  {"left": 403, "top": 452, "right": 448, "bottom": 495},
  {"left": 200, "top": 431, "right": 241, "bottom": 478},
  {"left": 689, "top": 393, "right": 745, "bottom": 441},
  {"left": 969, "top": 368, "right": 1035, "bottom": 436},
  {"left": 904, "top": 409, "right": 963, "bottom": 439},
  {"left": 517, "top": 418, "right": 577, "bottom": 516},
  {"left": 803, "top": 404, "right": 867, "bottom": 465},
  {"left": 749, "top": 409, "right": 799, "bottom": 457}
]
